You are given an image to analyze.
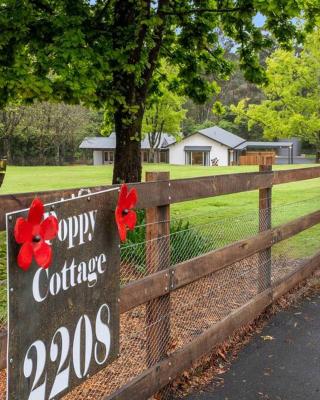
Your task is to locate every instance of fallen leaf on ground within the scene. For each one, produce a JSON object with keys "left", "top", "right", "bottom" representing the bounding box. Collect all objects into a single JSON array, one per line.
[
  {"left": 218, "top": 350, "right": 227, "bottom": 361},
  {"left": 261, "top": 335, "right": 275, "bottom": 341}
]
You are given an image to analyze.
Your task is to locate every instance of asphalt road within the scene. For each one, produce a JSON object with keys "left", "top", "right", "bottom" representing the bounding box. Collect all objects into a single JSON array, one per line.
[{"left": 186, "top": 293, "right": 320, "bottom": 400}]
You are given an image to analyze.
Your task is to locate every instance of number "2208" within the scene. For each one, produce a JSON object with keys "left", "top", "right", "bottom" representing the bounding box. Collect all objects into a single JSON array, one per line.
[{"left": 23, "top": 304, "right": 112, "bottom": 400}]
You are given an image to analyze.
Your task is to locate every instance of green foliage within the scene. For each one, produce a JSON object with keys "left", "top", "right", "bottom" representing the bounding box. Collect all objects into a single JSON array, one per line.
[
  {"left": 122, "top": 212, "right": 209, "bottom": 275},
  {"left": 181, "top": 117, "right": 199, "bottom": 135},
  {"left": 170, "top": 220, "right": 210, "bottom": 265},
  {"left": 142, "top": 63, "right": 186, "bottom": 149},
  {"left": 182, "top": 117, "right": 239, "bottom": 137},
  {"left": 232, "top": 27, "right": 320, "bottom": 150},
  {"left": 125, "top": 210, "right": 147, "bottom": 246},
  {"left": 0, "top": 1, "right": 319, "bottom": 181},
  {"left": 181, "top": 28, "right": 268, "bottom": 139},
  {"left": 0, "top": 102, "right": 101, "bottom": 165},
  {"left": 212, "top": 101, "right": 226, "bottom": 116},
  {"left": 1, "top": 1, "right": 317, "bottom": 109},
  {"left": 217, "top": 119, "right": 239, "bottom": 132}
]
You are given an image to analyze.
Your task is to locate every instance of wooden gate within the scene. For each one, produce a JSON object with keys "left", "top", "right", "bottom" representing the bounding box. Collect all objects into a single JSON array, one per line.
[{"left": 240, "top": 151, "right": 275, "bottom": 165}]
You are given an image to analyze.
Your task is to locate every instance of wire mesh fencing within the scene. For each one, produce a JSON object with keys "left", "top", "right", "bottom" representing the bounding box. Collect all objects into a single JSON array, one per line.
[
  {"left": 120, "top": 209, "right": 262, "bottom": 286},
  {"left": 64, "top": 200, "right": 319, "bottom": 399},
  {"left": 120, "top": 194, "right": 320, "bottom": 287},
  {"left": 60, "top": 255, "right": 273, "bottom": 400},
  {"left": 0, "top": 195, "right": 319, "bottom": 400}
]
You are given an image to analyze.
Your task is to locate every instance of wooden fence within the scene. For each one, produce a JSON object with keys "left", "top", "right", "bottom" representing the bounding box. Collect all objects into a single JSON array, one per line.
[
  {"left": 0, "top": 159, "right": 6, "bottom": 188},
  {"left": 0, "top": 165, "right": 320, "bottom": 399},
  {"left": 239, "top": 151, "right": 275, "bottom": 165}
]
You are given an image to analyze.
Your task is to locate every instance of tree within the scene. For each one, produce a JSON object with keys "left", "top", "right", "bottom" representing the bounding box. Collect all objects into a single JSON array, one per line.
[
  {"left": 0, "top": 106, "right": 25, "bottom": 161},
  {"left": 231, "top": 27, "right": 320, "bottom": 161},
  {"left": 182, "top": 31, "right": 267, "bottom": 135},
  {"left": 1, "top": 1, "right": 319, "bottom": 182},
  {"left": 0, "top": 102, "right": 99, "bottom": 165},
  {"left": 142, "top": 66, "right": 185, "bottom": 162},
  {"left": 21, "top": 102, "right": 96, "bottom": 165}
]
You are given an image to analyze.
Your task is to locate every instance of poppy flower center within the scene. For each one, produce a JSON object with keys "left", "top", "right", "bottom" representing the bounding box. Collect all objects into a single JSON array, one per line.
[
  {"left": 32, "top": 235, "right": 42, "bottom": 243},
  {"left": 122, "top": 208, "right": 129, "bottom": 216}
]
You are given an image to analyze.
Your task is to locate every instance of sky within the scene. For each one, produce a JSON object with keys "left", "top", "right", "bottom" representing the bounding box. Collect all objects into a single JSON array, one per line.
[{"left": 254, "top": 13, "right": 266, "bottom": 27}]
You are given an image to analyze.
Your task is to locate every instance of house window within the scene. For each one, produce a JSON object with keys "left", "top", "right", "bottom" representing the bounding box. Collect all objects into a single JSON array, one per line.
[
  {"left": 160, "top": 150, "right": 169, "bottom": 163},
  {"left": 185, "top": 151, "right": 209, "bottom": 166},
  {"left": 104, "top": 151, "right": 114, "bottom": 164},
  {"left": 192, "top": 151, "right": 203, "bottom": 165},
  {"left": 142, "top": 151, "right": 149, "bottom": 163}
]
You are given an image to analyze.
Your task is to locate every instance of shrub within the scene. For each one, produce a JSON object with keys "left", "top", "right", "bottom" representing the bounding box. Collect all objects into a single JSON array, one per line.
[{"left": 121, "top": 211, "right": 210, "bottom": 276}]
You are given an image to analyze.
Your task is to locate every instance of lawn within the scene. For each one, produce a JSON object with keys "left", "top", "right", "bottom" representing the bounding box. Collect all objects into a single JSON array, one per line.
[
  {"left": 1, "top": 162, "right": 320, "bottom": 223},
  {"left": 0, "top": 163, "right": 320, "bottom": 241},
  {"left": 0, "top": 163, "right": 320, "bottom": 319},
  {"left": 0, "top": 163, "right": 315, "bottom": 194},
  {"left": 1, "top": 163, "right": 319, "bottom": 231}
]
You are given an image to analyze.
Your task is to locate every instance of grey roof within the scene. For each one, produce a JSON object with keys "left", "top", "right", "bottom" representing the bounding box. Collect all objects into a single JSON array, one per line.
[
  {"left": 79, "top": 133, "right": 175, "bottom": 150},
  {"left": 198, "top": 126, "right": 245, "bottom": 148},
  {"left": 161, "top": 134, "right": 176, "bottom": 147},
  {"left": 80, "top": 136, "right": 116, "bottom": 150},
  {"left": 235, "top": 141, "right": 293, "bottom": 150},
  {"left": 184, "top": 146, "right": 212, "bottom": 151}
]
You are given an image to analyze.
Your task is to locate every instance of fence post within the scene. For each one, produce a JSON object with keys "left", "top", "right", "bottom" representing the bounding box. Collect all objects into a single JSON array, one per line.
[
  {"left": 258, "top": 164, "right": 272, "bottom": 291},
  {"left": 145, "top": 172, "right": 171, "bottom": 395},
  {"left": 0, "top": 158, "right": 7, "bottom": 188}
]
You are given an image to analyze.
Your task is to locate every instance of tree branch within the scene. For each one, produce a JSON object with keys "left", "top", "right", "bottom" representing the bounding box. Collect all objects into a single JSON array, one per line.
[
  {"left": 131, "top": 0, "right": 151, "bottom": 64},
  {"left": 140, "top": 0, "right": 169, "bottom": 98},
  {"left": 162, "top": 6, "right": 247, "bottom": 16}
]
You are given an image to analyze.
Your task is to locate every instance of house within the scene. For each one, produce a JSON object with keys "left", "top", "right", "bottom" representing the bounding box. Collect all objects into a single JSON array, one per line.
[
  {"left": 80, "top": 126, "right": 297, "bottom": 166},
  {"left": 79, "top": 133, "right": 175, "bottom": 165},
  {"left": 167, "top": 126, "right": 298, "bottom": 166},
  {"left": 167, "top": 126, "right": 245, "bottom": 166},
  {"left": 80, "top": 127, "right": 243, "bottom": 166}
]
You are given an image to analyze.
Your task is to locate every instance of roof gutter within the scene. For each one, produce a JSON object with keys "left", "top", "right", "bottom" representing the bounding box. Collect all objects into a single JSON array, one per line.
[{"left": 232, "top": 139, "right": 247, "bottom": 150}]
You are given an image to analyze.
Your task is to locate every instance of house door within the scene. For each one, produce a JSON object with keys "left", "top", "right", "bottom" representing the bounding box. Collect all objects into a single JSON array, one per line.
[
  {"left": 160, "top": 150, "right": 169, "bottom": 163},
  {"left": 104, "top": 151, "right": 114, "bottom": 164},
  {"left": 186, "top": 151, "right": 209, "bottom": 166}
]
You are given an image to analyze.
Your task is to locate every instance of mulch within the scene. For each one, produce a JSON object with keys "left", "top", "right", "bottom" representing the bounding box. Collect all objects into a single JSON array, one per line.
[{"left": 0, "top": 257, "right": 307, "bottom": 400}]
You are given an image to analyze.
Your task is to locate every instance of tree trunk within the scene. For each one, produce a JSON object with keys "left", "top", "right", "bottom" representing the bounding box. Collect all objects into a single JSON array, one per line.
[
  {"left": 111, "top": 0, "right": 167, "bottom": 183},
  {"left": 113, "top": 108, "right": 143, "bottom": 184},
  {"left": 149, "top": 148, "right": 155, "bottom": 163},
  {"left": 316, "top": 150, "right": 320, "bottom": 163},
  {"left": 3, "top": 137, "right": 11, "bottom": 162},
  {"left": 55, "top": 144, "right": 60, "bottom": 166}
]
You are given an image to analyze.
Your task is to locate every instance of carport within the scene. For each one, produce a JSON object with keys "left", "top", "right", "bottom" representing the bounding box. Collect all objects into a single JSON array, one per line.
[{"left": 234, "top": 141, "right": 294, "bottom": 164}]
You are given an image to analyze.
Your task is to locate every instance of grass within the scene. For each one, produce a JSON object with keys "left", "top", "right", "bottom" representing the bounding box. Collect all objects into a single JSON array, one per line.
[
  {"left": 0, "top": 163, "right": 315, "bottom": 194},
  {"left": 1, "top": 163, "right": 319, "bottom": 238},
  {"left": 0, "top": 163, "right": 320, "bottom": 318}
]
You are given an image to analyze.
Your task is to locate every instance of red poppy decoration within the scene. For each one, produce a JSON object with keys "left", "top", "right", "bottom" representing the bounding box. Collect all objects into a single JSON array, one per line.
[
  {"left": 14, "top": 198, "right": 59, "bottom": 271},
  {"left": 115, "top": 184, "right": 138, "bottom": 242}
]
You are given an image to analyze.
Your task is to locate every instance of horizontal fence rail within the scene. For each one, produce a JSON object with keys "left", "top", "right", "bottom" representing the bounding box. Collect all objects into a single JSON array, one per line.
[{"left": 0, "top": 166, "right": 320, "bottom": 230}]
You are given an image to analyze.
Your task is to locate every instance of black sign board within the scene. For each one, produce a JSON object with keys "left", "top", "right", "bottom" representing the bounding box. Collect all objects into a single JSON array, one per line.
[{"left": 6, "top": 190, "right": 120, "bottom": 400}]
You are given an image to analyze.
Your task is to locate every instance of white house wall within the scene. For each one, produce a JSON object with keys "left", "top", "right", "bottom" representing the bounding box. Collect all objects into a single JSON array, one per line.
[
  {"left": 168, "top": 133, "right": 229, "bottom": 166},
  {"left": 93, "top": 150, "right": 104, "bottom": 165}
]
